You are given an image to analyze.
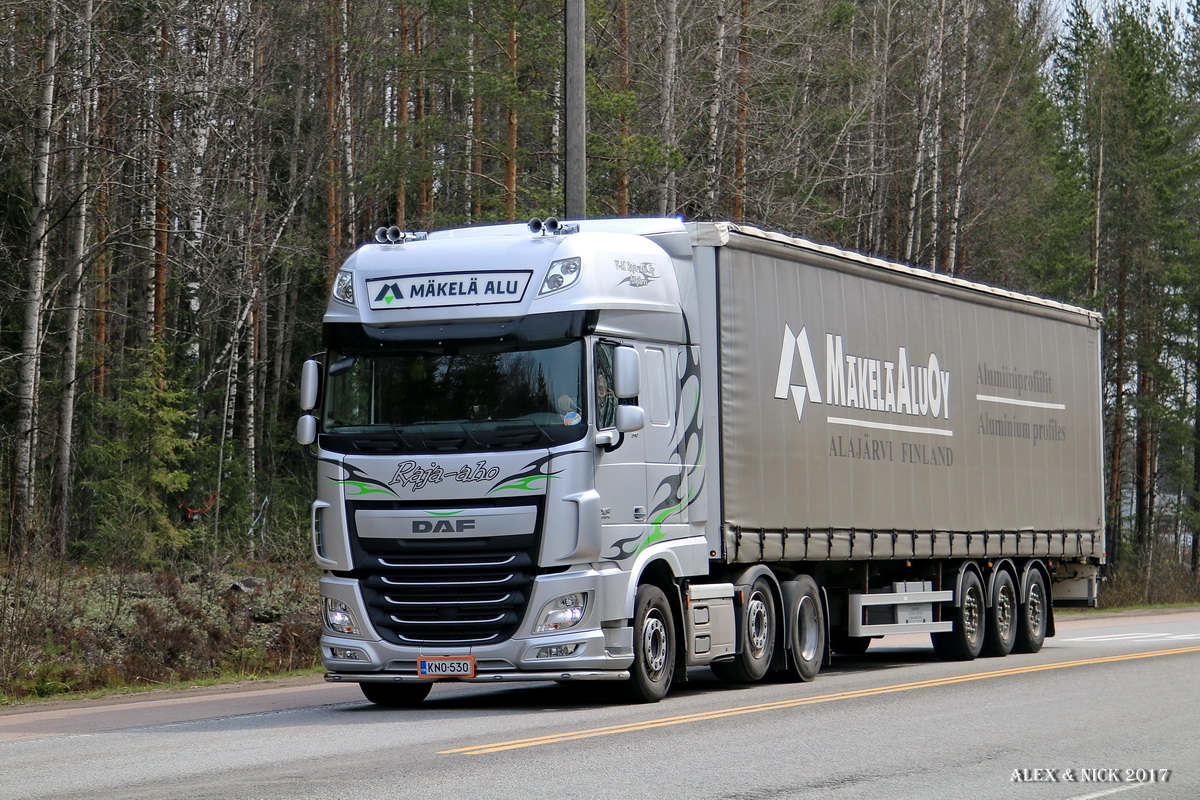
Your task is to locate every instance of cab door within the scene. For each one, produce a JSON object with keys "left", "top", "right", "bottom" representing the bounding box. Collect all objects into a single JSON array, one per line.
[
  {"left": 593, "top": 340, "right": 648, "bottom": 564},
  {"left": 639, "top": 345, "right": 691, "bottom": 549}
]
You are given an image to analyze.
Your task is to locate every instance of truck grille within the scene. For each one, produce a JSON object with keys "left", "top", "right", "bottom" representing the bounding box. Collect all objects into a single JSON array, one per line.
[{"left": 347, "top": 501, "right": 540, "bottom": 647}]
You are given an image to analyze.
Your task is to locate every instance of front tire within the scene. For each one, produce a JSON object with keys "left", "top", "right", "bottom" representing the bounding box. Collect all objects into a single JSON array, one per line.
[
  {"left": 712, "top": 576, "right": 777, "bottom": 683},
  {"left": 620, "top": 583, "right": 676, "bottom": 703},
  {"left": 360, "top": 681, "right": 433, "bottom": 707}
]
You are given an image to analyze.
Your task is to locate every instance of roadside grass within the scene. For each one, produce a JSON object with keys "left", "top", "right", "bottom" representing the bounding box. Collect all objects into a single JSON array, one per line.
[
  {"left": 0, "top": 563, "right": 321, "bottom": 706},
  {"left": 1096, "top": 560, "right": 1200, "bottom": 610}
]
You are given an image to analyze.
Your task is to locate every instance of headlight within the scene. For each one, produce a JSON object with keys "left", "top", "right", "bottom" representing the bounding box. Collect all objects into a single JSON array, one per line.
[
  {"left": 535, "top": 592, "right": 587, "bottom": 632},
  {"left": 333, "top": 270, "right": 355, "bottom": 305},
  {"left": 323, "top": 597, "right": 362, "bottom": 636},
  {"left": 539, "top": 257, "right": 582, "bottom": 296}
]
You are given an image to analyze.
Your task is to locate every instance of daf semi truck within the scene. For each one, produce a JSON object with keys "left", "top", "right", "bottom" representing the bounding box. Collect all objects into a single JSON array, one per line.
[{"left": 296, "top": 218, "right": 1104, "bottom": 705}]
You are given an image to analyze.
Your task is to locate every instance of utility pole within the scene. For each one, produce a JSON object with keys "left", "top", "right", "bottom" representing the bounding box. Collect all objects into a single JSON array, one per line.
[{"left": 564, "top": 0, "right": 587, "bottom": 218}]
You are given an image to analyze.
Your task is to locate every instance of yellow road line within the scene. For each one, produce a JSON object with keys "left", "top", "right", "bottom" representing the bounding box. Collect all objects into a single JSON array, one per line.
[{"left": 441, "top": 646, "right": 1200, "bottom": 755}]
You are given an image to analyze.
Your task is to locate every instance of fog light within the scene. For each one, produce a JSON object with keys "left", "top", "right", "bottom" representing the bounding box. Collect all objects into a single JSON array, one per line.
[
  {"left": 324, "top": 597, "right": 361, "bottom": 636},
  {"left": 536, "top": 644, "right": 580, "bottom": 658},
  {"left": 330, "top": 647, "right": 364, "bottom": 661},
  {"left": 535, "top": 592, "right": 587, "bottom": 633}
]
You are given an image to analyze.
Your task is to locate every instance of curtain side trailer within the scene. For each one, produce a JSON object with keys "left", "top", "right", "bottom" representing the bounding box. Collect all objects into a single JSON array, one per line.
[{"left": 298, "top": 219, "right": 1104, "bottom": 705}]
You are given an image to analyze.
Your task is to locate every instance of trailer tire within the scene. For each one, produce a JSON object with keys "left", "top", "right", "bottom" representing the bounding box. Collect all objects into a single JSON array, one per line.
[
  {"left": 982, "top": 569, "right": 1018, "bottom": 657},
  {"left": 931, "top": 568, "right": 985, "bottom": 661},
  {"left": 782, "top": 576, "right": 824, "bottom": 682},
  {"left": 360, "top": 681, "right": 433, "bottom": 708},
  {"left": 712, "top": 576, "right": 776, "bottom": 683},
  {"left": 621, "top": 583, "right": 676, "bottom": 703},
  {"left": 1013, "top": 568, "right": 1049, "bottom": 654}
]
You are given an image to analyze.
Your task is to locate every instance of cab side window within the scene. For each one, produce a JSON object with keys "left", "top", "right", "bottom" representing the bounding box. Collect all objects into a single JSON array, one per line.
[{"left": 594, "top": 343, "right": 617, "bottom": 429}]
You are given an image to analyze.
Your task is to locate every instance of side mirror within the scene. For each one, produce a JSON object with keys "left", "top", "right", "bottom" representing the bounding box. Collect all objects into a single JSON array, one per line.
[
  {"left": 300, "top": 359, "right": 321, "bottom": 411},
  {"left": 612, "top": 346, "right": 640, "bottom": 399},
  {"left": 296, "top": 414, "right": 317, "bottom": 446},
  {"left": 615, "top": 405, "right": 644, "bottom": 433}
]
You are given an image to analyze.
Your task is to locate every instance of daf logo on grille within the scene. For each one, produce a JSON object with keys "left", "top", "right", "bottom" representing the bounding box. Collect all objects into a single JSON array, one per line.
[{"left": 413, "top": 519, "right": 477, "bottom": 533}]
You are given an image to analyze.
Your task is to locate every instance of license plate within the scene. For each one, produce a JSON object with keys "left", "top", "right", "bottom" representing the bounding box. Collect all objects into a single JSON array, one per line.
[{"left": 418, "top": 656, "right": 475, "bottom": 678}]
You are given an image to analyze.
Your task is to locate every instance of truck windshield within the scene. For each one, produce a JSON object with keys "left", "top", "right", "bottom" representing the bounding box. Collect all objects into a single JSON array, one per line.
[{"left": 321, "top": 339, "right": 587, "bottom": 451}]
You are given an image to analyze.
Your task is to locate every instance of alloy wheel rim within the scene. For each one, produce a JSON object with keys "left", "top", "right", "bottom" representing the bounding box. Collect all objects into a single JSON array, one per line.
[
  {"left": 643, "top": 611, "right": 668, "bottom": 675},
  {"left": 747, "top": 592, "right": 770, "bottom": 658}
]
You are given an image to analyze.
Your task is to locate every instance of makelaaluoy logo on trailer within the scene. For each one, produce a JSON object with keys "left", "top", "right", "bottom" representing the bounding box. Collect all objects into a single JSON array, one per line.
[{"left": 774, "top": 323, "right": 953, "bottom": 435}]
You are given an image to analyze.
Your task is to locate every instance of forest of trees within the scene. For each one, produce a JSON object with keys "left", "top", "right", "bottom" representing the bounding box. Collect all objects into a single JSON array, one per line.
[{"left": 2, "top": 0, "right": 1199, "bottom": 581}]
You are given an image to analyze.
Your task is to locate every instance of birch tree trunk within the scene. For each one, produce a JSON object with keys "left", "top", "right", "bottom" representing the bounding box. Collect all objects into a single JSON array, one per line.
[
  {"left": 338, "top": 0, "right": 357, "bottom": 242},
  {"left": 948, "top": 0, "right": 971, "bottom": 275},
  {"left": 904, "top": 5, "right": 939, "bottom": 265},
  {"left": 11, "top": 1, "right": 60, "bottom": 558},
  {"left": 865, "top": 2, "right": 894, "bottom": 254},
  {"left": 904, "top": 88, "right": 931, "bottom": 263},
  {"left": 154, "top": 20, "right": 171, "bottom": 341},
  {"left": 929, "top": 0, "right": 947, "bottom": 271},
  {"left": 705, "top": 0, "right": 728, "bottom": 214},
  {"left": 730, "top": 0, "right": 750, "bottom": 222},
  {"left": 245, "top": 24, "right": 265, "bottom": 538},
  {"left": 325, "top": 0, "right": 344, "bottom": 282},
  {"left": 52, "top": 0, "right": 95, "bottom": 558},
  {"left": 93, "top": 70, "right": 113, "bottom": 400},
  {"left": 658, "top": 0, "right": 679, "bottom": 216}
]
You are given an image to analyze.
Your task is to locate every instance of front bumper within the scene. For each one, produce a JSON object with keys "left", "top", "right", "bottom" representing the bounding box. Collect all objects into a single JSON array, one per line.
[{"left": 319, "top": 569, "right": 636, "bottom": 681}]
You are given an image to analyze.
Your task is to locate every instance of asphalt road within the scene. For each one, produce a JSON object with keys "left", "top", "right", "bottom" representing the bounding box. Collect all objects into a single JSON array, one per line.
[{"left": 3, "top": 608, "right": 1198, "bottom": 800}]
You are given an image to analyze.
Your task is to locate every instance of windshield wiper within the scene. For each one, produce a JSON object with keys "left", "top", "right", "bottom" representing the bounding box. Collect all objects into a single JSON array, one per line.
[
  {"left": 384, "top": 425, "right": 416, "bottom": 448},
  {"left": 341, "top": 424, "right": 416, "bottom": 453},
  {"left": 487, "top": 416, "right": 556, "bottom": 448},
  {"left": 456, "top": 422, "right": 486, "bottom": 449},
  {"left": 523, "top": 417, "right": 556, "bottom": 444}
]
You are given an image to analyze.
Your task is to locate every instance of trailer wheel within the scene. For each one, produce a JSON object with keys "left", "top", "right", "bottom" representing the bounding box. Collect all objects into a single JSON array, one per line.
[
  {"left": 782, "top": 575, "right": 824, "bottom": 682},
  {"left": 360, "top": 681, "right": 433, "bottom": 708},
  {"left": 621, "top": 583, "right": 676, "bottom": 703},
  {"left": 982, "top": 570, "right": 1018, "bottom": 657},
  {"left": 712, "top": 577, "right": 776, "bottom": 683},
  {"left": 931, "top": 569, "right": 985, "bottom": 661},
  {"left": 1013, "top": 568, "right": 1049, "bottom": 654}
]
